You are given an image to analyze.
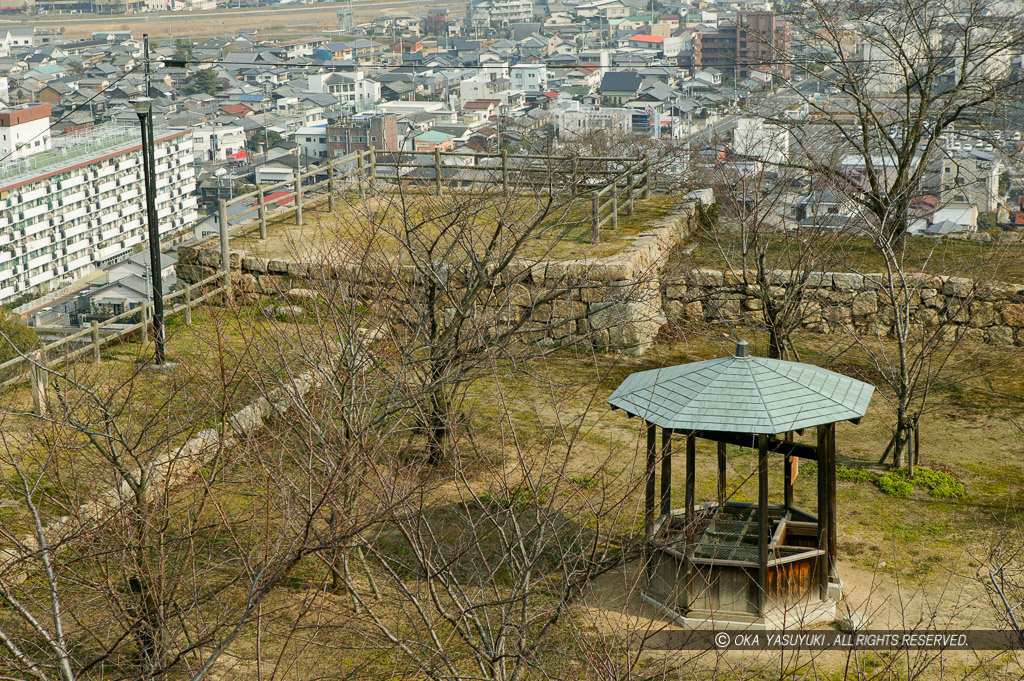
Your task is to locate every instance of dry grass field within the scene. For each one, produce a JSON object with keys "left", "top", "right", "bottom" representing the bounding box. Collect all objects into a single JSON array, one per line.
[
  {"left": 4, "top": 1, "right": 465, "bottom": 41},
  {"left": 2, "top": 197, "right": 1024, "bottom": 680}
]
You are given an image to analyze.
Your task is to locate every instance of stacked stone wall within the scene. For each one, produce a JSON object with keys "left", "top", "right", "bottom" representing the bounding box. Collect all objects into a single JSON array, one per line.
[
  {"left": 176, "top": 200, "right": 704, "bottom": 355},
  {"left": 663, "top": 269, "right": 1024, "bottom": 346}
]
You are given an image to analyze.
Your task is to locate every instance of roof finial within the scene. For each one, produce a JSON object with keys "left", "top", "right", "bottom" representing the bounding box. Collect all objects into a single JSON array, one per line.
[{"left": 735, "top": 340, "right": 750, "bottom": 358}]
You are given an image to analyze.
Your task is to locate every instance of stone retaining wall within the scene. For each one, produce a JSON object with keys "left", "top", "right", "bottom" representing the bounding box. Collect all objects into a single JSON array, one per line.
[
  {"left": 177, "top": 197, "right": 709, "bottom": 355},
  {"left": 662, "top": 268, "right": 1024, "bottom": 346}
]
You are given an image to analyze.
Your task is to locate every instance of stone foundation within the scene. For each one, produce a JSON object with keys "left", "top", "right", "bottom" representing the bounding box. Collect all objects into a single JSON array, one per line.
[
  {"left": 663, "top": 268, "right": 1024, "bottom": 346},
  {"left": 176, "top": 198, "right": 707, "bottom": 356}
]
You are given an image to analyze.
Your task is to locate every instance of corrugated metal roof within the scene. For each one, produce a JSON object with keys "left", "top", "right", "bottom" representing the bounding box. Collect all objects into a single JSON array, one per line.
[{"left": 608, "top": 341, "right": 874, "bottom": 434}]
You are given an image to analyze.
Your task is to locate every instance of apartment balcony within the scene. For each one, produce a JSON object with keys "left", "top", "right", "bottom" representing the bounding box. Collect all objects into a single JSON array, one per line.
[
  {"left": 24, "top": 220, "right": 51, "bottom": 238},
  {"left": 62, "top": 208, "right": 88, "bottom": 223},
  {"left": 22, "top": 187, "right": 47, "bottom": 202},
  {"left": 28, "top": 253, "right": 55, "bottom": 271}
]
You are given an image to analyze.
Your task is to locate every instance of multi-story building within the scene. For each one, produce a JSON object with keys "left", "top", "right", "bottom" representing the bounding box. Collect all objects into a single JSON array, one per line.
[
  {"left": 468, "top": 0, "right": 534, "bottom": 29},
  {"left": 0, "top": 125, "right": 197, "bottom": 302},
  {"left": 0, "top": 104, "right": 53, "bottom": 161},
  {"left": 326, "top": 113, "right": 398, "bottom": 156},
  {"left": 307, "top": 71, "right": 382, "bottom": 111},
  {"left": 692, "top": 11, "right": 791, "bottom": 81}
]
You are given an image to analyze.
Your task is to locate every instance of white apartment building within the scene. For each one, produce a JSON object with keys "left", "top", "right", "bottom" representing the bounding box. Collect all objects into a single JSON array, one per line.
[
  {"left": 552, "top": 102, "right": 631, "bottom": 138},
  {"left": 307, "top": 72, "right": 381, "bottom": 110},
  {"left": 468, "top": 0, "right": 534, "bottom": 28},
  {"left": 191, "top": 122, "right": 246, "bottom": 162},
  {"left": 0, "top": 125, "right": 197, "bottom": 302},
  {"left": 0, "top": 104, "right": 52, "bottom": 162},
  {"left": 510, "top": 64, "right": 548, "bottom": 92}
]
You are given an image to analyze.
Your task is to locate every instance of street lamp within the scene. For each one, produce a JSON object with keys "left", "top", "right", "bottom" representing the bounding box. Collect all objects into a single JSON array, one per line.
[{"left": 130, "top": 96, "right": 166, "bottom": 365}]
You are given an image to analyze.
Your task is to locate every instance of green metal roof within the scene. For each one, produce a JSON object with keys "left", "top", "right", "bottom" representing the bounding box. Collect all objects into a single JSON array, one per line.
[{"left": 608, "top": 341, "right": 874, "bottom": 434}]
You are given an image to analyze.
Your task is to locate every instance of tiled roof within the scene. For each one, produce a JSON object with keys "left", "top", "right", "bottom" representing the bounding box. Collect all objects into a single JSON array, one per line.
[{"left": 608, "top": 341, "right": 874, "bottom": 433}]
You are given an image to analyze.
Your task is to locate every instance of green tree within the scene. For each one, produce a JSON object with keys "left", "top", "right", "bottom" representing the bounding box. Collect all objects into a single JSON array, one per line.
[
  {"left": 174, "top": 38, "right": 193, "bottom": 63},
  {"left": 0, "top": 308, "right": 37, "bottom": 365},
  {"left": 191, "top": 68, "right": 218, "bottom": 96}
]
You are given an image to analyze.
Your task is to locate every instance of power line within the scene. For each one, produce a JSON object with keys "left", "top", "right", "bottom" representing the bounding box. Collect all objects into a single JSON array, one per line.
[{"left": 0, "top": 62, "right": 144, "bottom": 168}]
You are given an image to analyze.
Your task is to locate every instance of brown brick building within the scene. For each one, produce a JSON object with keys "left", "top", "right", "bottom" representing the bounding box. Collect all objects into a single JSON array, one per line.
[{"left": 692, "top": 11, "right": 791, "bottom": 81}]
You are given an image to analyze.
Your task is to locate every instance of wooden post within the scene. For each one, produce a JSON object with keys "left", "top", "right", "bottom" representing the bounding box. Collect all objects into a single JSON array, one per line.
[
  {"left": 660, "top": 428, "right": 672, "bottom": 519},
  {"left": 645, "top": 422, "right": 657, "bottom": 538},
  {"left": 218, "top": 198, "right": 233, "bottom": 305},
  {"left": 784, "top": 431, "right": 794, "bottom": 510},
  {"left": 327, "top": 162, "right": 336, "bottom": 212},
  {"left": 294, "top": 171, "right": 303, "bottom": 226},
  {"left": 434, "top": 148, "right": 443, "bottom": 195},
  {"left": 816, "top": 424, "right": 829, "bottom": 600},
  {"left": 184, "top": 284, "right": 192, "bottom": 326},
  {"left": 140, "top": 303, "right": 149, "bottom": 345},
  {"left": 684, "top": 431, "right": 696, "bottom": 607},
  {"left": 91, "top": 320, "right": 101, "bottom": 363},
  {"left": 914, "top": 417, "right": 920, "bottom": 465},
  {"left": 257, "top": 188, "right": 267, "bottom": 240},
  {"left": 501, "top": 148, "right": 509, "bottom": 193},
  {"left": 357, "top": 150, "right": 366, "bottom": 202},
  {"left": 642, "top": 157, "right": 651, "bottom": 199},
  {"left": 611, "top": 188, "right": 618, "bottom": 230},
  {"left": 757, "top": 433, "right": 769, "bottom": 616},
  {"left": 30, "top": 349, "right": 46, "bottom": 417},
  {"left": 591, "top": 193, "right": 600, "bottom": 243},
  {"left": 627, "top": 170, "right": 635, "bottom": 215},
  {"left": 368, "top": 146, "right": 376, "bottom": 186},
  {"left": 827, "top": 423, "right": 838, "bottom": 581},
  {"left": 717, "top": 441, "right": 727, "bottom": 506}
]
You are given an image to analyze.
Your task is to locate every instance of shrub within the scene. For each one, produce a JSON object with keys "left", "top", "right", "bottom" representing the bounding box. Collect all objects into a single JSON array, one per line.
[
  {"left": 569, "top": 475, "right": 599, "bottom": 490},
  {"left": 480, "top": 483, "right": 550, "bottom": 510},
  {"left": 836, "top": 465, "right": 872, "bottom": 483},
  {"left": 913, "top": 467, "right": 966, "bottom": 499},
  {"left": 876, "top": 472, "right": 913, "bottom": 497},
  {"left": 0, "top": 308, "right": 37, "bottom": 366}
]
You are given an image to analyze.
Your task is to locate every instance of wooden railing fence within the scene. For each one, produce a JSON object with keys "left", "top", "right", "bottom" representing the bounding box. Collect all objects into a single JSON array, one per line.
[{"left": 3, "top": 149, "right": 653, "bottom": 394}]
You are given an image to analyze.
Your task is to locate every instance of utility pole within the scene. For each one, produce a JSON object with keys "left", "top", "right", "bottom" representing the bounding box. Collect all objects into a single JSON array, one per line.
[{"left": 131, "top": 34, "right": 166, "bottom": 365}]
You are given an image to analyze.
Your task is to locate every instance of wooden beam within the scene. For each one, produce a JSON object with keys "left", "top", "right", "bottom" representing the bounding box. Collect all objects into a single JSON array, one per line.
[
  {"left": 827, "top": 423, "right": 838, "bottom": 581},
  {"left": 784, "top": 431, "right": 794, "bottom": 510},
  {"left": 645, "top": 422, "right": 657, "bottom": 539},
  {"left": 717, "top": 440, "right": 727, "bottom": 507},
  {"left": 685, "top": 431, "right": 696, "bottom": 609},
  {"left": 694, "top": 430, "right": 819, "bottom": 460},
  {"left": 757, "top": 433, "right": 769, "bottom": 617},
  {"left": 660, "top": 428, "right": 672, "bottom": 519},
  {"left": 816, "top": 424, "right": 829, "bottom": 600}
]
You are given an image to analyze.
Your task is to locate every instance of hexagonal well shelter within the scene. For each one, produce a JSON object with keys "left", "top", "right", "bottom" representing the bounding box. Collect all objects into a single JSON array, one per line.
[{"left": 608, "top": 341, "right": 874, "bottom": 627}]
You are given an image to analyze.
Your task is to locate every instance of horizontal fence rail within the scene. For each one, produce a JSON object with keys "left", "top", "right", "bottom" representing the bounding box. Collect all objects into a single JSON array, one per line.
[{"left": 2, "top": 149, "right": 653, "bottom": 391}]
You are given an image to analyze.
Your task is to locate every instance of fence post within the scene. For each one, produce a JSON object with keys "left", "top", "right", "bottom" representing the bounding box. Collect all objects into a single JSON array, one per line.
[
  {"left": 627, "top": 170, "right": 635, "bottom": 215},
  {"left": 140, "top": 303, "right": 150, "bottom": 346},
  {"left": 184, "top": 284, "right": 193, "bottom": 326},
  {"left": 218, "top": 198, "right": 233, "bottom": 305},
  {"left": 92, "top": 320, "right": 100, "bottom": 363},
  {"left": 357, "top": 150, "right": 366, "bottom": 202},
  {"left": 257, "top": 187, "right": 267, "bottom": 239},
  {"left": 642, "top": 156, "right": 651, "bottom": 199},
  {"left": 611, "top": 187, "right": 619, "bottom": 230},
  {"left": 294, "top": 171, "right": 303, "bottom": 226},
  {"left": 30, "top": 349, "right": 46, "bottom": 417},
  {"left": 501, "top": 148, "right": 509, "bottom": 194},
  {"left": 368, "top": 146, "right": 376, "bottom": 187},
  {"left": 327, "top": 161, "right": 336, "bottom": 213},
  {"left": 591, "top": 193, "right": 600, "bottom": 244},
  {"left": 434, "top": 148, "right": 443, "bottom": 195}
]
